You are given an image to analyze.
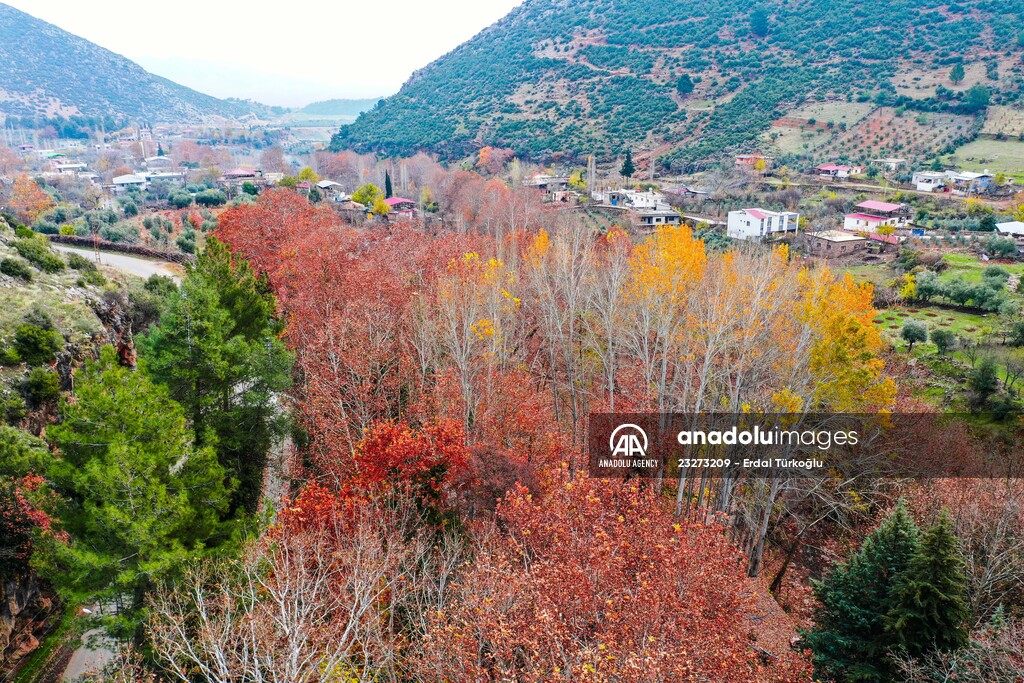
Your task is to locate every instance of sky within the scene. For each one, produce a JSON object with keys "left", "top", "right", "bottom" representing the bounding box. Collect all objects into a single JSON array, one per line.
[{"left": 4, "top": 0, "right": 525, "bottom": 107}]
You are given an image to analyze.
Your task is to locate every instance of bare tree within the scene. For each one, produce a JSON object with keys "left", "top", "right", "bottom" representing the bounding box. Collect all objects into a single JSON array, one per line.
[{"left": 148, "top": 506, "right": 428, "bottom": 683}]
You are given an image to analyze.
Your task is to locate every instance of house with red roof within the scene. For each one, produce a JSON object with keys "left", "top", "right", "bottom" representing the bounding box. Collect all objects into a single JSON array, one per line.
[
  {"left": 385, "top": 196, "right": 417, "bottom": 219},
  {"left": 727, "top": 208, "right": 800, "bottom": 241},
  {"left": 843, "top": 213, "right": 892, "bottom": 232},
  {"left": 843, "top": 200, "right": 908, "bottom": 232}
]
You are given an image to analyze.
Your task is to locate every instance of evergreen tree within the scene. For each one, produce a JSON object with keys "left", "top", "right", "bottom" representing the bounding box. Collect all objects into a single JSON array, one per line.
[
  {"left": 676, "top": 74, "right": 695, "bottom": 96},
  {"left": 142, "top": 239, "right": 292, "bottom": 514},
  {"left": 385, "top": 170, "right": 393, "bottom": 198},
  {"left": 886, "top": 510, "right": 970, "bottom": 658},
  {"left": 750, "top": 7, "right": 770, "bottom": 37},
  {"left": 41, "top": 347, "right": 233, "bottom": 640},
  {"left": 804, "top": 501, "right": 920, "bottom": 682},
  {"left": 620, "top": 150, "right": 635, "bottom": 180},
  {"left": 950, "top": 62, "right": 966, "bottom": 85}
]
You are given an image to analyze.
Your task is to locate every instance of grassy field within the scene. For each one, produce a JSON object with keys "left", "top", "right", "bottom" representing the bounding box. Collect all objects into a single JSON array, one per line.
[
  {"left": 849, "top": 252, "right": 1024, "bottom": 401},
  {"left": 938, "top": 252, "right": 1024, "bottom": 285},
  {"left": 876, "top": 306, "right": 996, "bottom": 342},
  {"left": 943, "top": 138, "right": 1024, "bottom": 181}
]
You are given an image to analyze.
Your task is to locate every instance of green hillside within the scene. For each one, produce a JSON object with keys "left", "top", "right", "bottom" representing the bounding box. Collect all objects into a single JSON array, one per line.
[
  {"left": 330, "top": 0, "right": 1024, "bottom": 169},
  {"left": 0, "top": 3, "right": 267, "bottom": 122},
  {"left": 300, "top": 98, "right": 381, "bottom": 117}
]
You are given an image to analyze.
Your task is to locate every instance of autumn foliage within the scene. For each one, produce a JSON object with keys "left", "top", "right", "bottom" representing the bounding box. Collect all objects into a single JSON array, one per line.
[
  {"left": 203, "top": 189, "right": 908, "bottom": 680},
  {"left": 416, "top": 470, "right": 813, "bottom": 682},
  {"left": 7, "top": 173, "right": 55, "bottom": 224}
]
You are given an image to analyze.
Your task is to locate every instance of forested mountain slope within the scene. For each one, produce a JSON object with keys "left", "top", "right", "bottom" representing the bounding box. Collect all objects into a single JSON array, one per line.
[{"left": 331, "top": 0, "right": 1024, "bottom": 168}]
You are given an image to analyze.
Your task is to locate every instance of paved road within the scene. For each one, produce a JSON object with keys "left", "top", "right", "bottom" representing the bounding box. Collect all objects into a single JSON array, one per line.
[
  {"left": 52, "top": 245, "right": 183, "bottom": 282},
  {"left": 61, "top": 626, "right": 114, "bottom": 681}
]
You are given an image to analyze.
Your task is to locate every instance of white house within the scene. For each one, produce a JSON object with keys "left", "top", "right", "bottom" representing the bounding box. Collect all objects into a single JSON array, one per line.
[
  {"left": 144, "top": 155, "right": 174, "bottom": 169},
  {"left": 912, "top": 171, "right": 946, "bottom": 192},
  {"left": 622, "top": 189, "right": 671, "bottom": 211},
  {"left": 727, "top": 208, "right": 800, "bottom": 241},
  {"left": 815, "top": 164, "right": 864, "bottom": 179},
  {"left": 843, "top": 213, "right": 892, "bottom": 232},
  {"left": 636, "top": 209, "right": 682, "bottom": 227},
  {"left": 111, "top": 173, "right": 149, "bottom": 191}
]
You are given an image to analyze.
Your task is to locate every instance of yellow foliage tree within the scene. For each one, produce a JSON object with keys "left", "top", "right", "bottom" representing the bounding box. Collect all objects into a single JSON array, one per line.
[{"left": 797, "top": 270, "right": 896, "bottom": 411}]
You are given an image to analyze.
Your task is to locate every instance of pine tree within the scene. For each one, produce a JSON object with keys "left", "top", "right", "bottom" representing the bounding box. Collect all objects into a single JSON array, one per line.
[
  {"left": 620, "top": 150, "right": 635, "bottom": 180},
  {"left": 41, "top": 347, "right": 233, "bottom": 640},
  {"left": 886, "top": 509, "right": 970, "bottom": 658},
  {"left": 142, "top": 239, "right": 292, "bottom": 514},
  {"left": 385, "top": 170, "right": 393, "bottom": 198},
  {"left": 804, "top": 501, "right": 920, "bottom": 682}
]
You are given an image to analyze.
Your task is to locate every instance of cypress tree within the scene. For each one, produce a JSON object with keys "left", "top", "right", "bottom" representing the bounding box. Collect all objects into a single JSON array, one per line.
[
  {"left": 385, "top": 170, "right": 393, "bottom": 198},
  {"left": 804, "top": 501, "right": 920, "bottom": 682},
  {"left": 620, "top": 150, "right": 635, "bottom": 180},
  {"left": 886, "top": 509, "right": 970, "bottom": 658}
]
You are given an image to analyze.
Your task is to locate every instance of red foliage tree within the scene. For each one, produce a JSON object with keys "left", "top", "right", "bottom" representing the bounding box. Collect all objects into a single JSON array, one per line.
[{"left": 415, "top": 470, "right": 813, "bottom": 682}]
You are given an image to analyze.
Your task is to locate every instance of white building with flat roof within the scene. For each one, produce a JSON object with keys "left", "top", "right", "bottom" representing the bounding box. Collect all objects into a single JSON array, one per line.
[{"left": 727, "top": 208, "right": 799, "bottom": 241}]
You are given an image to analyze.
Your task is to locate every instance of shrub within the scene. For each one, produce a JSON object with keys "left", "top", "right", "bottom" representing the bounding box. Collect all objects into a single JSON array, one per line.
[
  {"left": 12, "top": 238, "right": 64, "bottom": 273},
  {"left": 175, "top": 229, "right": 197, "bottom": 254},
  {"left": 65, "top": 252, "right": 97, "bottom": 272},
  {"left": 195, "top": 189, "right": 227, "bottom": 207},
  {"left": 169, "top": 191, "right": 193, "bottom": 209},
  {"left": 0, "top": 389, "right": 27, "bottom": 425},
  {"left": 930, "top": 328, "right": 956, "bottom": 354},
  {"left": 32, "top": 220, "right": 59, "bottom": 234},
  {"left": 0, "top": 346, "right": 20, "bottom": 365},
  {"left": 0, "top": 258, "right": 32, "bottom": 281},
  {"left": 20, "top": 367, "right": 60, "bottom": 409},
  {"left": 13, "top": 322, "right": 62, "bottom": 366},
  {"left": 99, "top": 222, "right": 140, "bottom": 244}
]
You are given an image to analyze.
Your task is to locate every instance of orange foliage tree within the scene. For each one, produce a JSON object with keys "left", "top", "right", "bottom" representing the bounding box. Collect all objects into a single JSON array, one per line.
[{"left": 7, "top": 174, "right": 54, "bottom": 224}]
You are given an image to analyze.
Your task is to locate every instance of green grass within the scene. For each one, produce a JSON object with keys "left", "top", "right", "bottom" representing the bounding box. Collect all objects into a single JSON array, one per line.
[
  {"left": 938, "top": 252, "right": 1024, "bottom": 285},
  {"left": 943, "top": 138, "right": 1024, "bottom": 181},
  {"left": 876, "top": 305, "right": 996, "bottom": 342},
  {"left": 846, "top": 262, "right": 897, "bottom": 289}
]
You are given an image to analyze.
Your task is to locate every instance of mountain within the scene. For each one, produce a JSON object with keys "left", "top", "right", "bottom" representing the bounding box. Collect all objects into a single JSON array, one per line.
[
  {"left": 330, "top": 0, "right": 1024, "bottom": 170},
  {"left": 0, "top": 3, "right": 267, "bottom": 123},
  {"left": 300, "top": 99, "right": 381, "bottom": 117}
]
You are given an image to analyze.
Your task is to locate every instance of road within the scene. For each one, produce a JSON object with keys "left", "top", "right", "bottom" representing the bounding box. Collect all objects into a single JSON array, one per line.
[
  {"left": 52, "top": 245, "right": 183, "bottom": 282},
  {"left": 61, "top": 626, "right": 114, "bottom": 681}
]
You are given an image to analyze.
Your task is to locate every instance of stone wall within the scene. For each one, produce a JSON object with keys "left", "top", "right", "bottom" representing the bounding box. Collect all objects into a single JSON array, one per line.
[{"left": 46, "top": 235, "right": 196, "bottom": 265}]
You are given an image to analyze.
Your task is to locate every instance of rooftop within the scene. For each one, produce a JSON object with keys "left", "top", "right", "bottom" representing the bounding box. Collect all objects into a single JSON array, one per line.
[
  {"left": 845, "top": 212, "right": 888, "bottom": 222},
  {"left": 996, "top": 221, "right": 1024, "bottom": 236},
  {"left": 856, "top": 200, "right": 901, "bottom": 213},
  {"left": 811, "top": 230, "right": 867, "bottom": 242}
]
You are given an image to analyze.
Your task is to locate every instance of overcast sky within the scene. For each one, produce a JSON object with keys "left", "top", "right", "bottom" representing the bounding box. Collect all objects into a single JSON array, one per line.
[{"left": 5, "top": 0, "right": 525, "bottom": 107}]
